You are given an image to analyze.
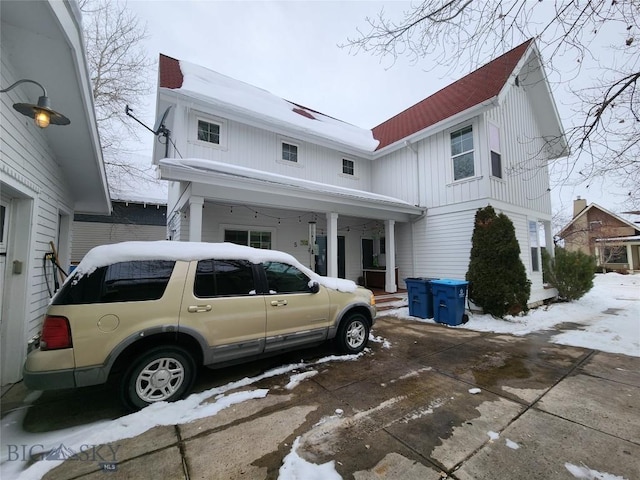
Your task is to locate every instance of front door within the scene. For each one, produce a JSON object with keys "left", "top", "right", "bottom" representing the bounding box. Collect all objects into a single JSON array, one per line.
[{"left": 315, "top": 236, "right": 346, "bottom": 278}]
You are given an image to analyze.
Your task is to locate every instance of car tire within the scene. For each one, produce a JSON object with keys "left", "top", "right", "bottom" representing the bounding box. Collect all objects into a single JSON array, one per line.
[
  {"left": 336, "top": 313, "right": 370, "bottom": 354},
  {"left": 120, "top": 346, "right": 196, "bottom": 410}
]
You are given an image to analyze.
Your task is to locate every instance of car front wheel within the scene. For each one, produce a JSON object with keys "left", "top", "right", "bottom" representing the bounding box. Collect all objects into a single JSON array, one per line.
[
  {"left": 121, "top": 346, "right": 196, "bottom": 410},
  {"left": 336, "top": 313, "right": 370, "bottom": 354}
]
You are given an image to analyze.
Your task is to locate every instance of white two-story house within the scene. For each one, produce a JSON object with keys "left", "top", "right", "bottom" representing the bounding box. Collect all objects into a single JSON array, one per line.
[{"left": 152, "top": 39, "right": 567, "bottom": 306}]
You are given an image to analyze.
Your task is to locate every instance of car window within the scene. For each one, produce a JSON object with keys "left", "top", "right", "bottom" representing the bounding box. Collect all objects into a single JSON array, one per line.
[
  {"left": 262, "top": 261, "right": 311, "bottom": 294},
  {"left": 194, "top": 259, "right": 256, "bottom": 297},
  {"left": 53, "top": 260, "right": 175, "bottom": 305}
]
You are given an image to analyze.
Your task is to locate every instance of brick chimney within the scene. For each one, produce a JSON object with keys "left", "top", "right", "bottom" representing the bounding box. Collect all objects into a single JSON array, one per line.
[{"left": 573, "top": 197, "right": 587, "bottom": 217}]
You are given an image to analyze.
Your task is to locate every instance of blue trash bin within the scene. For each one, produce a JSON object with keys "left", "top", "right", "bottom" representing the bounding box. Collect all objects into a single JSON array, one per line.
[
  {"left": 430, "top": 279, "right": 469, "bottom": 326},
  {"left": 404, "top": 278, "right": 437, "bottom": 319}
]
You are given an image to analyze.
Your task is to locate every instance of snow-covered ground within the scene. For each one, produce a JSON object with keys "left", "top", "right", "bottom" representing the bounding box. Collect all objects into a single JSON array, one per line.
[
  {"left": 1, "top": 274, "right": 637, "bottom": 480},
  {"left": 383, "top": 273, "right": 639, "bottom": 358}
]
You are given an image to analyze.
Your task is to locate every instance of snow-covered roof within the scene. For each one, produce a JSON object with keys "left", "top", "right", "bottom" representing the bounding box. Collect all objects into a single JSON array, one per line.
[
  {"left": 163, "top": 57, "right": 378, "bottom": 152},
  {"left": 159, "top": 158, "right": 418, "bottom": 210},
  {"left": 72, "top": 241, "right": 357, "bottom": 293}
]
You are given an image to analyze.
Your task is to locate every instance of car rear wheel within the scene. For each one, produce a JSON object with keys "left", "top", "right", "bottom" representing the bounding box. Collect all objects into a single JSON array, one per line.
[
  {"left": 336, "top": 313, "right": 370, "bottom": 354},
  {"left": 121, "top": 346, "right": 196, "bottom": 410}
]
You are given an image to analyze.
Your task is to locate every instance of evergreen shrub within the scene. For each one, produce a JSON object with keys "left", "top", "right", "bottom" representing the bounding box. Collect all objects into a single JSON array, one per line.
[
  {"left": 542, "top": 248, "right": 595, "bottom": 301},
  {"left": 466, "top": 206, "right": 531, "bottom": 317}
]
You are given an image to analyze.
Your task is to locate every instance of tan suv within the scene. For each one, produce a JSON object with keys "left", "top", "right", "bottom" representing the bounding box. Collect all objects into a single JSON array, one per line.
[{"left": 23, "top": 241, "right": 376, "bottom": 410}]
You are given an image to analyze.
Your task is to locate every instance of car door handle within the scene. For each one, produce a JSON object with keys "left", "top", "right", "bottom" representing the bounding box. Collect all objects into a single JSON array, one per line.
[
  {"left": 188, "top": 305, "right": 212, "bottom": 313},
  {"left": 270, "top": 299, "right": 288, "bottom": 307}
]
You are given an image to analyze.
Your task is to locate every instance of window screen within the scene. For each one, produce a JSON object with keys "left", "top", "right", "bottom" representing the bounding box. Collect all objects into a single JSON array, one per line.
[
  {"left": 197, "top": 120, "right": 220, "bottom": 144},
  {"left": 282, "top": 142, "right": 298, "bottom": 162},
  {"left": 451, "top": 126, "right": 474, "bottom": 180},
  {"left": 194, "top": 259, "right": 255, "bottom": 297}
]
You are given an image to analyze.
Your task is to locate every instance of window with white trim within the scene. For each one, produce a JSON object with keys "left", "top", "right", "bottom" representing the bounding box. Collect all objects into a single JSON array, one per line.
[
  {"left": 529, "top": 221, "right": 540, "bottom": 272},
  {"left": 451, "top": 125, "right": 475, "bottom": 181},
  {"left": 225, "top": 229, "right": 272, "bottom": 249},
  {"left": 342, "top": 158, "right": 354, "bottom": 175},
  {"left": 281, "top": 142, "right": 298, "bottom": 163},
  {"left": 489, "top": 122, "right": 502, "bottom": 179},
  {"left": 197, "top": 120, "right": 221, "bottom": 145}
]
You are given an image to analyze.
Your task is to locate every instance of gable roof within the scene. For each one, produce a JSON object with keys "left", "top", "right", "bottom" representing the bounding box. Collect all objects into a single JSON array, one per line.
[
  {"left": 158, "top": 54, "right": 379, "bottom": 152},
  {"left": 558, "top": 203, "right": 640, "bottom": 237},
  {"left": 372, "top": 40, "right": 533, "bottom": 150},
  {"left": 158, "top": 40, "right": 547, "bottom": 155}
]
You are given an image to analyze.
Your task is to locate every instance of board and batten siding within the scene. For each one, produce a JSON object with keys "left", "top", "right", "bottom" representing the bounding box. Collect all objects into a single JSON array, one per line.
[
  {"left": 486, "top": 82, "right": 552, "bottom": 216},
  {"left": 180, "top": 108, "right": 374, "bottom": 191},
  {"left": 1, "top": 46, "right": 76, "bottom": 382},
  {"left": 371, "top": 147, "right": 419, "bottom": 205}
]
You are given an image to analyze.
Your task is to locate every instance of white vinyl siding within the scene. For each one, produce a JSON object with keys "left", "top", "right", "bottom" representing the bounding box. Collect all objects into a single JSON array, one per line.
[
  {"left": 182, "top": 113, "right": 373, "bottom": 191},
  {"left": 1, "top": 51, "right": 76, "bottom": 381}
]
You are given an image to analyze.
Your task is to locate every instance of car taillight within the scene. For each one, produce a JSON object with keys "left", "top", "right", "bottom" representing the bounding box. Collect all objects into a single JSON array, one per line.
[{"left": 41, "top": 315, "right": 72, "bottom": 350}]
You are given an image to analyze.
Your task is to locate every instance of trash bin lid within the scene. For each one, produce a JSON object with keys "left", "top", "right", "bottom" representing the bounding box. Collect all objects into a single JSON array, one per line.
[{"left": 430, "top": 279, "right": 468, "bottom": 286}]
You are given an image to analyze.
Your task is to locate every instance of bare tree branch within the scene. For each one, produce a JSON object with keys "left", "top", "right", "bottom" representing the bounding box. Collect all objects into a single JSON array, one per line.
[{"left": 343, "top": 0, "right": 640, "bottom": 208}]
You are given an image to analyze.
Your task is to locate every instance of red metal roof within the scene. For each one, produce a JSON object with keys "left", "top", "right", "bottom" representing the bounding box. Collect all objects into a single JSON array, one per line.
[
  {"left": 158, "top": 40, "right": 534, "bottom": 152},
  {"left": 159, "top": 54, "right": 183, "bottom": 89},
  {"left": 372, "top": 40, "right": 533, "bottom": 150}
]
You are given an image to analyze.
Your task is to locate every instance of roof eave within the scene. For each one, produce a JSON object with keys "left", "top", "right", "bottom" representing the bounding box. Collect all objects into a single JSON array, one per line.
[{"left": 372, "top": 99, "right": 498, "bottom": 157}]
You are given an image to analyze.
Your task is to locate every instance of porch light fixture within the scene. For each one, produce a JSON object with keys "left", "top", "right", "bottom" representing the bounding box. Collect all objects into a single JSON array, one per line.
[{"left": 0, "top": 79, "right": 70, "bottom": 128}]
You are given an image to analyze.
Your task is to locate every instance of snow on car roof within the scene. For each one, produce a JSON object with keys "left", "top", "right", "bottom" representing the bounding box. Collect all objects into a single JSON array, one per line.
[{"left": 73, "top": 241, "right": 357, "bottom": 293}]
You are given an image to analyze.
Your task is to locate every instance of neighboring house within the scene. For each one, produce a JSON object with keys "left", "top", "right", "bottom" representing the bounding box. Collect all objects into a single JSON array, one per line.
[
  {"left": 558, "top": 198, "right": 640, "bottom": 272},
  {"left": 1, "top": 1, "right": 110, "bottom": 385},
  {"left": 152, "top": 39, "right": 567, "bottom": 307},
  {"left": 72, "top": 198, "right": 167, "bottom": 265}
]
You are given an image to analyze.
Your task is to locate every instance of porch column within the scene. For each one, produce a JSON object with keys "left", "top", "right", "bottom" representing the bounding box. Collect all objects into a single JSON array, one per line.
[
  {"left": 188, "top": 196, "right": 204, "bottom": 242},
  {"left": 385, "top": 219, "right": 397, "bottom": 293},
  {"left": 626, "top": 244, "right": 633, "bottom": 271},
  {"left": 326, "top": 212, "right": 339, "bottom": 278}
]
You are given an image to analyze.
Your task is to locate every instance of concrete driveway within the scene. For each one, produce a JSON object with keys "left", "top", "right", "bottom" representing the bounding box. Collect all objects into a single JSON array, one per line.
[{"left": 2, "top": 315, "right": 639, "bottom": 479}]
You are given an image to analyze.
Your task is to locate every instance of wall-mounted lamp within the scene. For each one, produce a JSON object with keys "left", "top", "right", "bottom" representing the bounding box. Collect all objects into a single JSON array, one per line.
[{"left": 0, "top": 79, "right": 70, "bottom": 128}]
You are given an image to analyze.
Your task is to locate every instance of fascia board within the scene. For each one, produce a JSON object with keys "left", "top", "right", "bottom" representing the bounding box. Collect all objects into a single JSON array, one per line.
[{"left": 159, "top": 163, "right": 422, "bottom": 220}]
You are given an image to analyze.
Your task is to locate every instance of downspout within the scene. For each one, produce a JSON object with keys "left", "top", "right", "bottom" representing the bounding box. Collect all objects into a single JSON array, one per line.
[
  {"left": 405, "top": 140, "right": 422, "bottom": 279},
  {"left": 404, "top": 140, "right": 420, "bottom": 207}
]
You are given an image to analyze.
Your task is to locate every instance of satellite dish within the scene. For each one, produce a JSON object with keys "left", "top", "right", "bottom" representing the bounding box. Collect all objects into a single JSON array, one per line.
[{"left": 153, "top": 106, "right": 172, "bottom": 135}]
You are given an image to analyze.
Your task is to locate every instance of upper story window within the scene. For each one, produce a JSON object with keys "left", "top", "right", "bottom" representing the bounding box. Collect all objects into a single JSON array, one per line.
[
  {"left": 342, "top": 158, "right": 354, "bottom": 175},
  {"left": 282, "top": 142, "right": 298, "bottom": 162},
  {"left": 451, "top": 125, "right": 475, "bottom": 181},
  {"left": 197, "top": 120, "right": 221, "bottom": 145},
  {"left": 489, "top": 122, "right": 502, "bottom": 179}
]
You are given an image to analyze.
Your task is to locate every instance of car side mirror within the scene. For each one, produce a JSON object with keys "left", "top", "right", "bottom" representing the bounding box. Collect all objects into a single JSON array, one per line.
[{"left": 310, "top": 282, "right": 320, "bottom": 294}]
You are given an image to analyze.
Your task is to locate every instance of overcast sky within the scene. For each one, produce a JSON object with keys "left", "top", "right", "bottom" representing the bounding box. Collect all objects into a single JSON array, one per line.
[{"left": 124, "top": 0, "right": 623, "bottom": 218}]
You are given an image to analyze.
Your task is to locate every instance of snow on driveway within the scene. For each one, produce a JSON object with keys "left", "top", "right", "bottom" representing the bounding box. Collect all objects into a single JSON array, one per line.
[{"left": 383, "top": 273, "right": 639, "bottom": 357}]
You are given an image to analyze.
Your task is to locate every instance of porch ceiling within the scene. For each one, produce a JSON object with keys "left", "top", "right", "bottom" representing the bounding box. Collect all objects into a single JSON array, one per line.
[{"left": 159, "top": 158, "right": 424, "bottom": 222}]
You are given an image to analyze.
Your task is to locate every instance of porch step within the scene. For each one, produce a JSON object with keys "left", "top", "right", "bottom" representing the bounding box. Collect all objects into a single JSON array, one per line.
[{"left": 375, "top": 294, "right": 407, "bottom": 311}]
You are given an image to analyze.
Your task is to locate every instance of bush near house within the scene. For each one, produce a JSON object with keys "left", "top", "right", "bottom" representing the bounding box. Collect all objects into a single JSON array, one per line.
[
  {"left": 542, "top": 248, "right": 596, "bottom": 301},
  {"left": 466, "top": 206, "right": 531, "bottom": 318}
]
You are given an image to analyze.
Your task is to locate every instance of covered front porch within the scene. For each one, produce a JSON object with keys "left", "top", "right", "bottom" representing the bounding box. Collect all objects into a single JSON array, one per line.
[{"left": 159, "top": 158, "right": 424, "bottom": 292}]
